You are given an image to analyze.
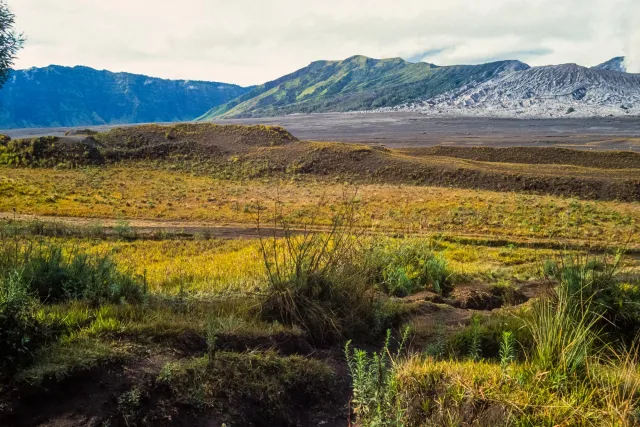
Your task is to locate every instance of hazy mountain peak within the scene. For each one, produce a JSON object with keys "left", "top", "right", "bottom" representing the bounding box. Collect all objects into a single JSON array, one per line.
[
  {"left": 384, "top": 59, "right": 640, "bottom": 118},
  {"left": 592, "top": 57, "right": 627, "bottom": 73}
]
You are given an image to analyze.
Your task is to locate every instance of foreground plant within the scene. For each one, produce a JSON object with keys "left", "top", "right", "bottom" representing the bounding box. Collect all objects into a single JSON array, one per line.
[
  {"left": 345, "top": 329, "right": 409, "bottom": 427},
  {"left": 258, "top": 194, "right": 393, "bottom": 343}
]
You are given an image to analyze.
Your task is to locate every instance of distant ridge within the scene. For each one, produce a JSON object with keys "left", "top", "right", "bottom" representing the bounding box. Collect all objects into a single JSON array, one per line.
[
  {"left": 592, "top": 57, "right": 627, "bottom": 72},
  {"left": 3, "top": 55, "right": 637, "bottom": 127},
  {"left": 384, "top": 59, "right": 640, "bottom": 118},
  {"left": 0, "top": 65, "right": 250, "bottom": 128},
  {"left": 198, "top": 56, "right": 529, "bottom": 119}
]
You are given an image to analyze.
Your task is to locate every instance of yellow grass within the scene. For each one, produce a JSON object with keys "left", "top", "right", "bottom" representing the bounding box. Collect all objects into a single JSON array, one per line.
[
  {"left": 27, "top": 236, "right": 632, "bottom": 296},
  {"left": 1, "top": 165, "right": 639, "bottom": 245}
]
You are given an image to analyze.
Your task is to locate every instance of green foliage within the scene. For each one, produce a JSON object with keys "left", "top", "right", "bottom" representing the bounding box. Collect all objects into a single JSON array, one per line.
[
  {"left": 118, "top": 388, "right": 142, "bottom": 426},
  {"left": 345, "top": 328, "right": 409, "bottom": 427},
  {"left": 0, "top": 136, "right": 103, "bottom": 167},
  {"left": 447, "top": 313, "right": 529, "bottom": 361},
  {"left": 543, "top": 252, "right": 640, "bottom": 343},
  {"left": 114, "top": 219, "right": 135, "bottom": 239},
  {"left": 0, "top": 237, "right": 145, "bottom": 373},
  {"left": 365, "top": 239, "right": 452, "bottom": 297},
  {"left": 468, "top": 314, "right": 482, "bottom": 361},
  {"left": 157, "top": 351, "right": 335, "bottom": 424},
  {"left": 0, "top": 270, "right": 39, "bottom": 372},
  {"left": 0, "top": 0, "right": 24, "bottom": 88},
  {"left": 526, "top": 277, "right": 600, "bottom": 375},
  {"left": 499, "top": 331, "right": 516, "bottom": 368},
  {"left": 0, "top": 244, "right": 146, "bottom": 305},
  {"left": 259, "top": 202, "right": 394, "bottom": 343},
  {"left": 17, "top": 336, "right": 127, "bottom": 385}
]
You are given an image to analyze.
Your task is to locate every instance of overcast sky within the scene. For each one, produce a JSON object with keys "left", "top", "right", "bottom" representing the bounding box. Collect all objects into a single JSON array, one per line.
[{"left": 10, "top": 0, "right": 640, "bottom": 86}]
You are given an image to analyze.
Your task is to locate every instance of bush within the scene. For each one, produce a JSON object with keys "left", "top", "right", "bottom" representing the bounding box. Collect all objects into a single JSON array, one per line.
[
  {"left": 0, "top": 245, "right": 146, "bottom": 305},
  {"left": 364, "top": 239, "right": 452, "bottom": 297},
  {"left": 530, "top": 259, "right": 603, "bottom": 375},
  {"left": 0, "top": 242, "right": 146, "bottom": 373},
  {"left": 345, "top": 329, "right": 409, "bottom": 426},
  {"left": 543, "top": 252, "right": 640, "bottom": 344},
  {"left": 0, "top": 271, "right": 41, "bottom": 372},
  {"left": 446, "top": 313, "right": 530, "bottom": 360},
  {"left": 258, "top": 201, "right": 396, "bottom": 344}
]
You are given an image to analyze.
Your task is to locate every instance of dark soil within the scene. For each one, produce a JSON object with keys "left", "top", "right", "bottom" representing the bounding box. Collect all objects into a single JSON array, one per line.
[
  {"left": 401, "top": 145, "right": 640, "bottom": 169},
  {"left": 3, "top": 122, "right": 640, "bottom": 201}
]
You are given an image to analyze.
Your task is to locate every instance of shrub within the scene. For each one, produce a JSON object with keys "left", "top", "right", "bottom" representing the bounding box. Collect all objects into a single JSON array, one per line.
[
  {"left": 0, "top": 271, "right": 40, "bottom": 372},
  {"left": 525, "top": 275, "right": 600, "bottom": 375},
  {"left": 258, "top": 202, "right": 392, "bottom": 343},
  {"left": 345, "top": 329, "right": 409, "bottom": 426},
  {"left": 543, "top": 252, "right": 640, "bottom": 344},
  {"left": 365, "top": 239, "right": 452, "bottom": 297},
  {"left": 0, "top": 244, "right": 146, "bottom": 305},
  {"left": 446, "top": 313, "right": 529, "bottom": 360}
]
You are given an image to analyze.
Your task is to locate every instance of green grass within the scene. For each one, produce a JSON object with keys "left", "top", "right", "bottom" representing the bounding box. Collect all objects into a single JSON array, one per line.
[
  {"left": 1, "top": 179, "right": 639, "bottom": 425},
  {"left": 156, "top": 351, "right": 336, "bottom": 424},
  {"left": 16, "top": 336, "right": 130, "bottom": 385}
]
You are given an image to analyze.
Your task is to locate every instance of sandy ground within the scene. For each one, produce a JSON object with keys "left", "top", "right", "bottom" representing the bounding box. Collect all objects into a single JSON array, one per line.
[{"left": 3, "top": 112, "right": 640, "bottom": 151}]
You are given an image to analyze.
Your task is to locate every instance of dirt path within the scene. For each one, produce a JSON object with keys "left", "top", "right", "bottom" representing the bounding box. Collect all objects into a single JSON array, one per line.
[{"left": 1, "top": 211, "right": 637, "bottom": 253}]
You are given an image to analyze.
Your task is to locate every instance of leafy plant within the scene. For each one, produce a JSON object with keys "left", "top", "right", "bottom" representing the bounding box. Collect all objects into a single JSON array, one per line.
[
  {"left": 345, "top": 328, "right": 409, "bottom": 426},
  {"left": 366, "top": 239, "right": 452, "bottom": 297},
  {"left": 0, "top": 270, "right": 39, "bottom": 372},
  {"left": 0, "top": 244, "right": 146, "bottom": 305},
  {"left": 468, "top": 314, "right": 482, "bottom": 361},
  {"left": 499, "top": 331, "right": 515, "bottom": 368}
]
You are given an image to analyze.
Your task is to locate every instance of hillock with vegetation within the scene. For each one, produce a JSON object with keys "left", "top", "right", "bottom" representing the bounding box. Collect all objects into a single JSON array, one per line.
[
  {"left": 198, "top": 56, "right": 529, "bottom": 119},
  {"left": 1, "top": 123, "right": 639, "bottom": 202}
]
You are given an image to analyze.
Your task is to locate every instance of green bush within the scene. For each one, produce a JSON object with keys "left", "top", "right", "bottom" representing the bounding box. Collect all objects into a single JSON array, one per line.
[
  {"left": 259, "top": 205, "right": 398, "bottom": 343},
  {"left": 543, "top": 252, "right": 640, "bottom": 344},
  {"left": 0, "top": 242, "right": 146, "bottom": 373},
  {"left": 345, "top": 329, "right": 409, "bottom": 426},
  {"left": 0, "top": 271, "right": 41, "bottom": 372},
  {"left": 365, "top": 239, "right": 452, "bottom": 297},
  {"left": 1, "top": 245, "right": 145, "bottom": 305},
  {"left": 446, "top": 313, "right": 530, "bottom": 361}
]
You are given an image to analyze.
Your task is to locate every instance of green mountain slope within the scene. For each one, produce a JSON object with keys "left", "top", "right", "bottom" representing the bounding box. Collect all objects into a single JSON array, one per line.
[{"left": 199, "top": 55, "right": 529, "bottom": 119}]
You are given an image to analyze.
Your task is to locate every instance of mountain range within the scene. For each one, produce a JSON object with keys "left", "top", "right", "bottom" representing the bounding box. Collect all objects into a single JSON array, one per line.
[
  {"left": 198, "top": 56, "right": 529, "bottom": 119},
  {"left": 386, "top": 61, "right": 640, "bottom": 118},
  {"left": 0, "top": 65, "right": 249, "bottom": 128},
  {"left": 0, "top": 56, "right": 637, "bottom": 128}
]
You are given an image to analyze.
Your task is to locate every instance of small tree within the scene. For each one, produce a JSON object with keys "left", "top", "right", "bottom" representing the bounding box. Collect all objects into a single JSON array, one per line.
[{"left": 0, "top": 1, "right": 24, "bottom": 89}]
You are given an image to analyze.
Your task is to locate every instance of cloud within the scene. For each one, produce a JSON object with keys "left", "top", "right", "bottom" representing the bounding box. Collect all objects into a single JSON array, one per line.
[
  {"left": 8, "top": 0, "right": 635, "bottom": 85},
  {"left": 623, "top": 4, "right": 640, "bottom": 72}
]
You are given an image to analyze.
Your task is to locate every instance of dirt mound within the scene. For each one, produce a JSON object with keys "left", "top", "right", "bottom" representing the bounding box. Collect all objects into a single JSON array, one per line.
[
  {"left": 64, "top": 129, "right": 98, "bottom": 137},
  {"left": 242, "top": 141, "right": 640, "bottom": 201},
  {"left": 448, "top": 284, "right": 528, "bottom": 310},
  {"left": 97, "top": 123, "right": 298, "bottom": 161},
  {"left": 402, "top": 146, "right": 640, "bottom": 169},
  {"left": 0, "top": 136, "right": 104, "bottom": 167},
  {"left": 5, "top": 124, "right": 640, "bottom": 201}
]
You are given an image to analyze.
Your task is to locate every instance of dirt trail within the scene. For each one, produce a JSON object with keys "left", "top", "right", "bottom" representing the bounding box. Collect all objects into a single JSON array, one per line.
[{"left": 1, "top": 212, "right": 637, "bottom": 253}]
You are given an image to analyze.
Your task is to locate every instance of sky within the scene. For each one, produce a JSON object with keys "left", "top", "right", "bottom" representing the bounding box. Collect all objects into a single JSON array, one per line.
[{"left": 9, "top": 0, "right": 640, "bottom": 86}]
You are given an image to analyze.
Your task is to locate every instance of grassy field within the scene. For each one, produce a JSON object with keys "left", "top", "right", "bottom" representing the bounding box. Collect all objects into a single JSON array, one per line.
[
  {"left": 1, "top": 166, "right": 639, "bottom": 246},
  {"left": 1, "top": 124, "right": 640, "bottom": 426}
]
